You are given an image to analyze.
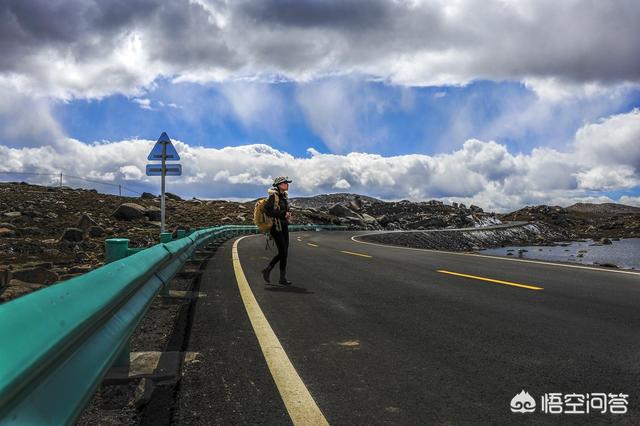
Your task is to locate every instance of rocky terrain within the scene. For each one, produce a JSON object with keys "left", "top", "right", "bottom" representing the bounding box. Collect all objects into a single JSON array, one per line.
[
  {"left": 360, "top": 223, "right": 570, "bottom": 252},
  {"left": 2, "top": 182, "right": 639, "bottom": 303},
  {"left": 0, "top": 182, "right": 337, "bottom": 303},
  {"left": 500, "top": 203, "right": 640, "bottom": 239},
  {"left": 291, "top": 193, "right": 502, "bottom": 230}
]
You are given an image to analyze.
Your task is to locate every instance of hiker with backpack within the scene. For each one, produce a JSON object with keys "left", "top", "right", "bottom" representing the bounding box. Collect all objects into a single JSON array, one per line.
[{"left": 255, "top": 176, "right": 293, "bottom": 286}]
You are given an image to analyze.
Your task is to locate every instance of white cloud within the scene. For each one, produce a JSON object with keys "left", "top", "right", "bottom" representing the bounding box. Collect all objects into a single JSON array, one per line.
[
  {"left": 3, "top": 0, "right": 639, "bottom": 100},
  {"left": 133, "top": 98, "right": 153, "bottom": 110},
  {"left": 1, "top": 109, "right": 638, "bottom": 212},
  {"left": 218, "top": 83, "right": 285, "bottom": 134},
  {"left": 619, "top": 196, "right": 640, "bottom": 207},
  {"left": 333, "top": 179, "right": 351, "bottom": 189},
  {"left": 574, "top": 108, "right": 640, "bottom": 169}
]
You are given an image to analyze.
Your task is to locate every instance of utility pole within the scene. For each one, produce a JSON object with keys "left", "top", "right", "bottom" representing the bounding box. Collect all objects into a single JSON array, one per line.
[{"left": 161, "top": 141, "right": 166, "bottom": 233}]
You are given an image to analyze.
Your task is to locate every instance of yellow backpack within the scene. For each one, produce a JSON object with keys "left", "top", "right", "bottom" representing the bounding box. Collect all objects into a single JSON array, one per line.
[{"left": 254, "top": 193, "right": 278, "bottom": 233}]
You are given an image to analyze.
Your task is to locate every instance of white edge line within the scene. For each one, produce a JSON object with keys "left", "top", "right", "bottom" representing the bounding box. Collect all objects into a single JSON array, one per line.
[
  {"left": 232, "top": 235, "right": 329, "bottom": 426},
  {"left": 351, "top": 233, "right": 640, "bottom": 277}
]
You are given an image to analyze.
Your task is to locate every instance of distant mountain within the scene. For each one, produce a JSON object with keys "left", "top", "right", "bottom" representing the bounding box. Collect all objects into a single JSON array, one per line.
[{"left": 565, "top": 202, "right": 640, "bottom": 215}]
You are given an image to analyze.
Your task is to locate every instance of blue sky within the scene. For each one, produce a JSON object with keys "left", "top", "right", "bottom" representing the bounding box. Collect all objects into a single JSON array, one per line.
[
  {"left": 55, "top": 78, "right": 640, "bottom": 158},
  {"left": 2, "top": 0, "right": 640, "bottom": 211}
]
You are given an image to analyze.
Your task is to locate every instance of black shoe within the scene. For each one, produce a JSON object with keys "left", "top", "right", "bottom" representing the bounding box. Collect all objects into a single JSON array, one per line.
[
  {"left": 278, "top": 273, "right": 292, "bottom": 286},
  {"left": 262, "top": 266, "right": 272, "bottom": 283}
]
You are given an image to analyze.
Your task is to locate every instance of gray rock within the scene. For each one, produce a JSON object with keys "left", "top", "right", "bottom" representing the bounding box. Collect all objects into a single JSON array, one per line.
[
  {"left": 61, "top": 227, "right": 84, "bottom": 242},
  {"left": 329, "top": 203, "right": 360, "bottom": 220},
  {"left": 165, "top": 192, "right": 182, "bottom": 201},
  {"left": 89, "top": 226, "right": 105, "bottom": 237},
  {"left": 3, "top": 211, "right": 21, "bottom": 218},
  {"left": 77, "top": 213, "right": 98, "bottom": 232},
  {"left": 69, "top": 265, "right": 92, "bottom": 274},
  {"left": 599, "top": 237, "right": 612, "bottom": 245},
  {"left": 0, "top": 227, "right": 16, "bottom": 237},
  {"left": 0, "top": 267, "right": 11, "bottom": 287},
  {"left": 12, "top": 267, "right": 58, "bottom": 285},
  {"left": 1, "top": 280, "right": 46, "bottom": 302},
  {"left": 112, "top": 203, "right": 147, "bottom": 220},
  {"left": 145, "top": 207, "right": 162, "bottom": 221},
  {"left": 133, "top": 378, "right": 156, "bottom": 408},
  {"left": 140, "top": 192, "right": 156, "bottom": 199}
]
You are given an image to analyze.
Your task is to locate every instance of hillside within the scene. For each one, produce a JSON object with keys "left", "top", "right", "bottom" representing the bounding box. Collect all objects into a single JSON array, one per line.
[
  {"left": 501, "top": 203, "right": 640, "bottom": 238},
  {"left": 2, "top": 183, "right": 639, "bottom": 304}
]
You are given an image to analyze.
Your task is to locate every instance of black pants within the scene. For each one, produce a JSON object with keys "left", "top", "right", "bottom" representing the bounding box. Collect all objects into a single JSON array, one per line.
[{"left": 268, "top": 223, "right": 289, "bottom": 273}]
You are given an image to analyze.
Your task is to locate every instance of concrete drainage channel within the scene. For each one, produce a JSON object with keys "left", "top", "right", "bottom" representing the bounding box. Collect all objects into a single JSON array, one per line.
[{"left": 77, "top": 237, "right": 225, "bottom": 425}]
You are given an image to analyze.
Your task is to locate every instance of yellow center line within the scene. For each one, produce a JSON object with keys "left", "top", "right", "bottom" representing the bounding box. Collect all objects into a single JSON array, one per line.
[
  {"left": 340, "top": 250, "right": 372, "bottom": 258},
  {"left": 232, "top": 237, "right": 329, "bottom": 426},
  {"left": 437, "top": 270, "right": 543, "bottom": 291},
  {"left": 307, "top": 243, "right": 319, "bottom": 247}
]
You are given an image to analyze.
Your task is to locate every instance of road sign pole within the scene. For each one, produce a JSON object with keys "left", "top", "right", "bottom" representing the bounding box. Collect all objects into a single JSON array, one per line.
[{"left": 161, "top": 142, "right": 166, "bottom": 233}]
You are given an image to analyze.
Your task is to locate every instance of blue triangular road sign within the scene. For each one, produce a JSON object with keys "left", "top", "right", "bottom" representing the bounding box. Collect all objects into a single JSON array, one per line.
[{"left": 148, "top": 132, "right": 180, "bottom": 161}]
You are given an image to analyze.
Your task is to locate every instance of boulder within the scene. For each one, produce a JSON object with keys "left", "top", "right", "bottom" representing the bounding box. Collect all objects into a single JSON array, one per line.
[
  {"left": 145, "top": 207, "right": 162, "bottom": 221},
  {"left": 1, "top": 280, "right": 46, "bottom": 302},
  {"left": 140, "top": 192, "right": 156, "bottom": 199},
  {"left": 11, "top": 267, "right": 58, "bottom": 285},
  {"left": 60, "top": 228, "right": 84, "bottom": 242},
  {"left": 112, "top": 203, "right": 147, "bottom": 220},
  {"left": 329, "top": 203, "right": 359, "bottom": 219},
  {"left": 89, "top": 226, "right": 105, "bottom": 237},
  {"left": 360, "top": 213, "right": 378, "bottom": 225},
  {"left": 77, "top": 213, "right": 98, "bottom": 232},
  {"left": 0, "top": 227, "right": 16, "bottom": 237},
  {"left": 0, "top": 267, "right": 11, "bottom": 287},
  {"left": 599, "top": 237, "right": 612, "bottom": 245},
  {"left": 165, "top": 192, "right": 182, "bottom": 201},
  {"left": 349, "top": 196, "right": 363, "bottom": 211},
  {"left": 69, "top": 265, "right": 93, "bottom": 274}
]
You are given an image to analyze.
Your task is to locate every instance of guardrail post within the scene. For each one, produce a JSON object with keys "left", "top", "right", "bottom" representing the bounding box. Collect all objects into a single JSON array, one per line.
[
  {"left": 105, "top": 238, "right": 130, "bottom": 263},
  {"left": 160, "top": 232, "right": 172, "bottom": 243}
]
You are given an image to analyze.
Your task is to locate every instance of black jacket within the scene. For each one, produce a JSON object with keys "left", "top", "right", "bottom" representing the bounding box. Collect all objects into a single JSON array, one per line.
[{"left": 264, "top": 188, "right": 290, "bottom": 229}]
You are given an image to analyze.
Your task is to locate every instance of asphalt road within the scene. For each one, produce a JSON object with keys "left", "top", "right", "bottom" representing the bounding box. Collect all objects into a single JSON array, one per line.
[{"left": 181, "top": 230, "right": 640, "bottom": 425}]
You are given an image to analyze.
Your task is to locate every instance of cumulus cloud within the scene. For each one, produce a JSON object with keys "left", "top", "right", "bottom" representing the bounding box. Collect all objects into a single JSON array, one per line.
[
  {"left": 2, "top": 0, "right": 640, "bottom": 100},
  {"left": 1, "top": 109, "right": 638, "bottom": 211}
]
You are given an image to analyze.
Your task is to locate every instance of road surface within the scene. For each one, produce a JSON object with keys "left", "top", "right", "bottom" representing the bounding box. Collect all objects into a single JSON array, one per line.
[{"left": 178, "top": 230, "right": 640, "bottom": 425}]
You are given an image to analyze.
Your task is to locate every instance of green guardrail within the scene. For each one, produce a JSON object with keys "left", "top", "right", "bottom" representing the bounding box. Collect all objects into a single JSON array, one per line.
[{"left": 0, "top": 223, "right": 345, "bottom": 425}]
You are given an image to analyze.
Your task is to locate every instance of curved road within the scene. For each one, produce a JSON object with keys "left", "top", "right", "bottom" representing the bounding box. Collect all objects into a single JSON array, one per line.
[{"left": 178, "top": 230, "right": 640, "bottom": 425}]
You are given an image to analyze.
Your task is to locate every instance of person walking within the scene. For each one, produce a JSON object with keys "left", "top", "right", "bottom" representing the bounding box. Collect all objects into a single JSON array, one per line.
[{"left": 261, "top": 176, "right": 293, "bottom": 285}]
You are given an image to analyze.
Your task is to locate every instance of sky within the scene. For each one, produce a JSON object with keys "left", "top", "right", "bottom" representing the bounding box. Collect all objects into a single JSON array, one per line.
[{"left": 1, "top": 0, "right": 640, "bottom": 212}]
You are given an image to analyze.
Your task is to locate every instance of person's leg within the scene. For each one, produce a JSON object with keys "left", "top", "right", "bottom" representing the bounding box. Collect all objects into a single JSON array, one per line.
[
  {"left": 278, "top": 226, "right": 291, "bottom": 284},
  {"left": 262, "top": 227, "right": 283, "bottom": 283}
]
